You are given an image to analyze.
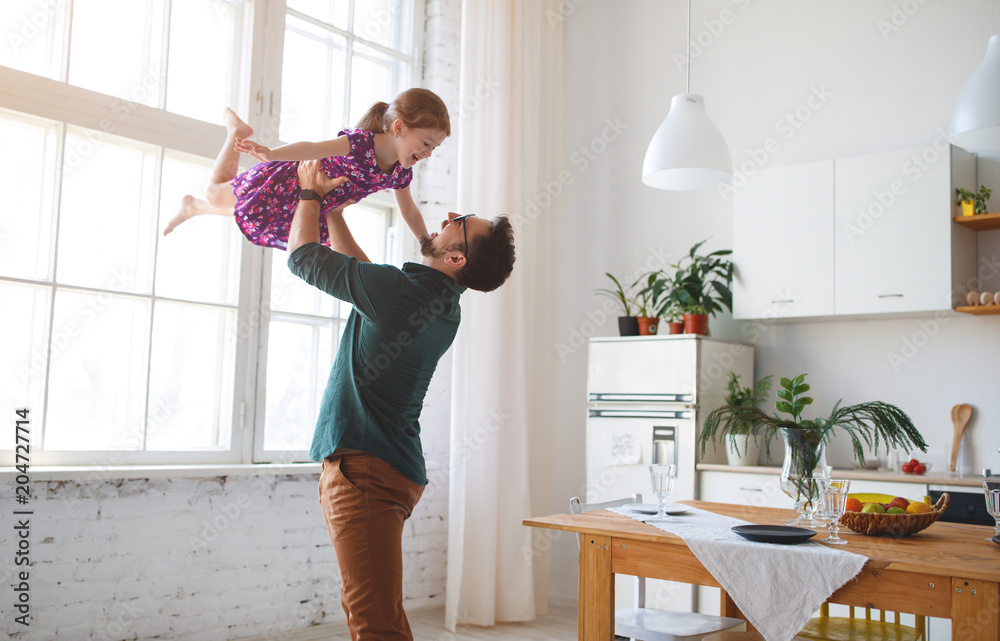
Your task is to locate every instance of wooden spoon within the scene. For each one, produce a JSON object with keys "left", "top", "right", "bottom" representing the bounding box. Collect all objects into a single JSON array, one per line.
[{"left": 949, "top": 403, "right": 972, "bottom": 472}]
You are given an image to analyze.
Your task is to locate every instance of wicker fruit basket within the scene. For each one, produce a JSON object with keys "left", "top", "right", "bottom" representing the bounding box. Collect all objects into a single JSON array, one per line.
[{"left": 839, "top": 493, "right": 949, "bottom": 537}]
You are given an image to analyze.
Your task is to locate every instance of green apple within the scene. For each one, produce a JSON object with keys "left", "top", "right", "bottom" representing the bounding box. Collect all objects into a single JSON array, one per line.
[
  {"left": 886, "top": 507, "right": 906, "bottom": 514},
  {"left": 861, "top": 503, "right": 886, "bottom": 514}
]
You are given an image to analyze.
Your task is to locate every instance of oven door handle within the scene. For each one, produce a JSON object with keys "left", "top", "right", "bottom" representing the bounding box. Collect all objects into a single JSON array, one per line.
[{"left": 588, "top": 409, "right": 693, "bottom": 420}]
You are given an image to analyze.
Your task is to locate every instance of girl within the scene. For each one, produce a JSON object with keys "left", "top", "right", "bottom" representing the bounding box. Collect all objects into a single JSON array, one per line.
[{"left": 164, "top": 88, "right": 450, "bottom": 250}]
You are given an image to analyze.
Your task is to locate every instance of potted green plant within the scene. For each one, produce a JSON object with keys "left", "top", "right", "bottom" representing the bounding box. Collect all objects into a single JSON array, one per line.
[
  {"left": 594, "top": 273, "right": 638, "bottom": 336},
  {"left": 718, "top": 373, "right": 773, "bottom": 466},
  {"left": 663, "top": 303, "right": 684, "bottom": 334},
  {"left": 668, "top": 240, "right": 733, "bottom": 335},
  {"left": 631, "top": 271, "right": 668, "bottom": 335},
  {"left": 956, "top": 186, "right": 992, "bottom": 217},
  {"left": 699, "top": 374, "right": 927, "bottom": 525}
]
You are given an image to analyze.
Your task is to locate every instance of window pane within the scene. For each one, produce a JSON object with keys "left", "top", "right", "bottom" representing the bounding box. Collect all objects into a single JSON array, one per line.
[
  {"left": 355, "top": 0, "right": 412, "bottom": 52},
  {"left": 263, "top": 319, "right": 335, "bottom": 452},
  {"left": 271, "top": 251, "right": 337, "bottom": 317},
  {"left": 68, "top": 0, "right": 165, "bottom": 105},
  {"left": 156, "top": 152, "right": 242, "bottom": 305},
  {"left": 0, "top": 0, "right": 67, "bottom": 79},
  {"left": 45, "top": 291, "right": 150, "bottom": 451},
  {"left": 349, "top": 42, "right": 403, "bottom": 127},
  {"left": 345, "top": 203, "right": 389, "bottom": 263},
  {"left": 287, "top": 0, "right": 349, "bottom": 30},
  {"left": 166, "top": 0, "right": 243, "bottom": 124},
  {"left": 0, "top": 282, "right": 49, "bottom": 449},
  {"left": 58, "top": 128, "right": 157, "bottom": 293},
  {"left": 146, "top": 301, "right": 236, "bottom": 450},
  {"left": 0, "top": 111, "right": 58, "bottom": 281},
  {"left": 281, "top": 15, "right": 347, "bottom": 142}
]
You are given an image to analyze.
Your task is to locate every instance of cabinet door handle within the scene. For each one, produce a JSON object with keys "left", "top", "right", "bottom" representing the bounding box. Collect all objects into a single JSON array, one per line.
[
  {"left": 739, "top": 486, "right": 763, "bottom": 492},
  {"left": 877, "top": 294, "right": 904, "bottom": 298},
  {"left": 771, "top": 299, "right": 795, "bottom": 304}
]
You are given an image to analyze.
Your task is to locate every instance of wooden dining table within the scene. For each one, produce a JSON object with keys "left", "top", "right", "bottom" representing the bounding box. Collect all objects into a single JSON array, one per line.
[{"left": 524, "top": 500, "right": 1000, "bottom": 641}]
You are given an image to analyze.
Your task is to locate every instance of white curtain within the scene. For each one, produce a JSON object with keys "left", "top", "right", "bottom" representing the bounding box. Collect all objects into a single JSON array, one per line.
[{"left": 445, "top": 0, "right": 564, "bottom": 630}]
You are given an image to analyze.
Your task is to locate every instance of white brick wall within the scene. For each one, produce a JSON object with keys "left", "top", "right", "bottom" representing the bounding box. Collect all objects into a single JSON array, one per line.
[{"left": 5, "top": 3, "right": 464, "bottom": 640}]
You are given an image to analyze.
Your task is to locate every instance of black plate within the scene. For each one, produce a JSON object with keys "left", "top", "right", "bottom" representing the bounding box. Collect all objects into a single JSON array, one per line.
[
  {"left": 731, "top": 524, "right": 816, "bottom": 544},
  {"left": 992, "top": 535, "right": 1000, "bottom": 546}
]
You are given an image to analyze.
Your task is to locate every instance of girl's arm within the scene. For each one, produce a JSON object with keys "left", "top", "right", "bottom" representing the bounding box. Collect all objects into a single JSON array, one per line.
[
  {"left": 393, "top": 186, "right": 430, "bottom": 240},
  {"left": 235, "top": 135, "right": 351, "bottom": 163}
]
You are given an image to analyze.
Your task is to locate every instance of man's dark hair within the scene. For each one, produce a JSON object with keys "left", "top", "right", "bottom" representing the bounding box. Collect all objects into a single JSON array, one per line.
[{"left": 454, "top": 216, "right": 515, "bottom": 292}]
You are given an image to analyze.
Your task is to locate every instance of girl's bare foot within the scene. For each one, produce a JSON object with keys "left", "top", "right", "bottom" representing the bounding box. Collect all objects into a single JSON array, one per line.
[
  {"left": 223, "top": 108, "right": 253, "bottom": 139},
  {"left": 163, "top": 195, "right": 216, "bottom": 235}
]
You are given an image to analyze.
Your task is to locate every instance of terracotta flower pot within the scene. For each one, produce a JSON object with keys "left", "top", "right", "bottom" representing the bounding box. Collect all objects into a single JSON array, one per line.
[
  {"left": 636, "top": 317, "right": 660, "bottom": 335},
  {"left": 667, "top": 321, "right": 684, "bottom": 335},
  {"left": 683, "top": 313, "right": 708, "bottom": 335},
  {"left": 617, "top": 316, "right": 640, "bottom": 336}
]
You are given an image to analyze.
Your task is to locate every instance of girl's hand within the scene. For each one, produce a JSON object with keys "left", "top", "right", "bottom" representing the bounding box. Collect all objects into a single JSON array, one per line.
[{"left": 234, "top": 137, "right": 274, "bottom": 162}]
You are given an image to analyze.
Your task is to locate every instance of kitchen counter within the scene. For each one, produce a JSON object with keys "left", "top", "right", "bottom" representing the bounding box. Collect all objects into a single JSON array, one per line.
[{"left": 696, "top": 463, "right": 986, "bottom": 487}]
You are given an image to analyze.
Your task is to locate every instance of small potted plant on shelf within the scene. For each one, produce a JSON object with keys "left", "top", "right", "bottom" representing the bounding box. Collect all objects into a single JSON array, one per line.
[
  {"left": 698, "top": 374, "right": 928, "bottom": 525},
  {"left": 663, "top": 303, "right": 684, "bottom": 335},
  {"left": 717, "top": 373, "right": 773, "bottom": 466},
  {"left": 594, "top": 273, "right": 638, "bottom": 336},
  {"left": 631, "top": 271, "right": 669, "bottom": 335},
  {"left": 668, "top": 240, "right": 733, "bottom": 335},
  {"left": 956, "top": 186, "right": 992, "bottom": 217}
]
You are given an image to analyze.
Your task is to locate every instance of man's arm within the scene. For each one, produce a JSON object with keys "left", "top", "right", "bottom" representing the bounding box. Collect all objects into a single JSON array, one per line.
[{"left": 287, "top": 160, "right": 369, "bottom": 262}]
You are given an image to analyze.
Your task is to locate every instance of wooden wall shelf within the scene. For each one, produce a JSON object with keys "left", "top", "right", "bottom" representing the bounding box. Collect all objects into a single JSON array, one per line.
[
  {"left": 952, "top": 212, "right": 1000, "bottom": 231},
  {"left": 954, "top": 304, "right": 1000, "bottom": 315}
]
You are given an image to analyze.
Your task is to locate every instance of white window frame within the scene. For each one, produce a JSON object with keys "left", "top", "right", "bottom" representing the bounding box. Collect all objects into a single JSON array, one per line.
[{"left": 0, "top": 0, "right": 423, "bottom": 469}]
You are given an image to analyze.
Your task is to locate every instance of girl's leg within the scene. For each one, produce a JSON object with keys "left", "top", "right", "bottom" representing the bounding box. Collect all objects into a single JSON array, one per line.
[{"left": 163, "top": 108, "right": 252, "bottom": 236}]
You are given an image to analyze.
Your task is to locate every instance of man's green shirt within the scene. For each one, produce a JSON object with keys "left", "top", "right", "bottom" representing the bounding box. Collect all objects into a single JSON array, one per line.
[{"left": 288, "top": 242, "right": 464, "bottom": 485}]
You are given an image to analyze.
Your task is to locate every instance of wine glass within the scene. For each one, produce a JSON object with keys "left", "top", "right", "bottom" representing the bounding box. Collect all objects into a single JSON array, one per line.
[
  {"left": 821, "top": 479, "right": 850, "bottom": 545},
  {"left": 984, "top": 479, "right": 1000, "bottom": 541},
  {"left": 648, "top": 464, "right": 677, "bottom": 521}
]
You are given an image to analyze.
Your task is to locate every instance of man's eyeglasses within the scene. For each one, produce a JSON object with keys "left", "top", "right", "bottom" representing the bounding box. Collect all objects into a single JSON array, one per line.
[{"left": 451, "top": 214, "right": 475, "bottom": 257}]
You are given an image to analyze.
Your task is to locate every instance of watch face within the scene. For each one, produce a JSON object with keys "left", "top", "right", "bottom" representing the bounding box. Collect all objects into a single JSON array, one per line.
[{"left": 300, "top": 189, "right": 321, "bottom": 201}]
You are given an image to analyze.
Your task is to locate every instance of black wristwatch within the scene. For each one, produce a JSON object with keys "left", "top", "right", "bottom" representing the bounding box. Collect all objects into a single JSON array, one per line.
[{"left": 299, "top": 189, "right": 323, "bottom": 203}]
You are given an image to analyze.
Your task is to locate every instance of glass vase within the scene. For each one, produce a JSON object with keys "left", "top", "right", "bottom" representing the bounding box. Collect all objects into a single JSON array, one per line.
[{"left": 779, "top": 427, "right": 829, "bottom": 527}]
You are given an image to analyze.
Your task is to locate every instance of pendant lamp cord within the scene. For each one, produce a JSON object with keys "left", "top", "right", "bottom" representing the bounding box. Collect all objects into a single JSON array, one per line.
[{"left": 686, "top": 0, "right": 691, "bottom": 94}]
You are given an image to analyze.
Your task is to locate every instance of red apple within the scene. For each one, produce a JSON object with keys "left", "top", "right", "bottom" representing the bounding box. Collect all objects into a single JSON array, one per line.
[{"left": 888, "top": 497, "right": 910, "bottom": 510}]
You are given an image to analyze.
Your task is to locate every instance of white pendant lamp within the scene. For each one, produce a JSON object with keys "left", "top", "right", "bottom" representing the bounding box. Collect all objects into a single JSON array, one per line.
[
  {"left": 642, "top": 0, "right": 732, "bottom": 190},
  {"left": 951, "top": 33, "right": 1000, "bottom": 151}
]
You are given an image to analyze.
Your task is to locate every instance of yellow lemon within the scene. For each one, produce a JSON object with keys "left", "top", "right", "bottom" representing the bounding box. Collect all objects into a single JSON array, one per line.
[{"left": 906, "top": 502, "right": 931, "bottom": 515}]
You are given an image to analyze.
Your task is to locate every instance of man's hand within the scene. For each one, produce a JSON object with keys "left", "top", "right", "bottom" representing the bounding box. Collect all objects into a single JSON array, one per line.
[
  {"left": 234, "top": 137, "right": 274, "bottom": 162},
  {"left": 297, "top": 160, "right": 350, "bottom": 196}
]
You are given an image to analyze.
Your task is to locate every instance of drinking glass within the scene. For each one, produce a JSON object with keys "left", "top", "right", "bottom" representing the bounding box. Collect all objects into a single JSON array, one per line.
[
  {"left": 649, "top": 464, "right": 677, "bottom": 521},
  {"left": 984, "top": 479, "right": 1000, "bottom": 541},
  {"left": 821, "top": 479, "right": 850, "bottom": 545},
  {"left": 811, "top": 469, "right": 832, "bottom": 526}
]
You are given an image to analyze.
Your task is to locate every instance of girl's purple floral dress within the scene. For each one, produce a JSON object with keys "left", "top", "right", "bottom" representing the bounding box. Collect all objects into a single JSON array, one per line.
[{"left": 230, "top": 129, "right": 412, "bottom": 250}]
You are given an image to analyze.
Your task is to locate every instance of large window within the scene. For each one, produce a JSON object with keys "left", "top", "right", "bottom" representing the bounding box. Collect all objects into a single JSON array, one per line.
[{"left": 0, "top": 0, "right": 419, "bottom": 467}]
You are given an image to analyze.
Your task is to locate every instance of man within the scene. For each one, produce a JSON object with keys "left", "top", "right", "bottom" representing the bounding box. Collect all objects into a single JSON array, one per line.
[{"left": 286, "top": 160, "right": 515, "bottom": 640}]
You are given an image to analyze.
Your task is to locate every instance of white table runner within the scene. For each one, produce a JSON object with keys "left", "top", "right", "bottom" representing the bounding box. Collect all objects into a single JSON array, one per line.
[{"left": 609, "top": 505, "right": 866, "bottom": 641}]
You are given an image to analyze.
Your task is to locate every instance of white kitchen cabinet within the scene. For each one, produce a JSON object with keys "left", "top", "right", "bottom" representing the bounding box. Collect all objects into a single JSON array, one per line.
[
  {"left": 733, "top": 160, "right": 835, "bottom": 320},
  {"left": 834, "top": 146, "right": 977, "bottom": 315},
  {"left": 733, "top": 145, "right": 977, "bottom": 320},
  {"left": 697, "top": 470, "right": 790, "bottom": 509}
]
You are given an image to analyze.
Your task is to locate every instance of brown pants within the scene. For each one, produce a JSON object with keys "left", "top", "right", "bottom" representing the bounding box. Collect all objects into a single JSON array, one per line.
[{"left": 319, "top": 451, "right": 425, "bottom": 641}]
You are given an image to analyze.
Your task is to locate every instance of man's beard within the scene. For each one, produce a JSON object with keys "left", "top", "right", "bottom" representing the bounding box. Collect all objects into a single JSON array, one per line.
[
  {"left": 419, "top": 234, "right": 458, "bottom": 259},
  {"left": 418, "top": 234, "right": 442, "bottom": 258}
]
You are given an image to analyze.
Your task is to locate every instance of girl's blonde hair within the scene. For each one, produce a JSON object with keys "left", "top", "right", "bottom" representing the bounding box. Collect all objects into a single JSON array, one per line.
[{"left": 355, "top": 88, "right": 451, "bottom": 137}]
